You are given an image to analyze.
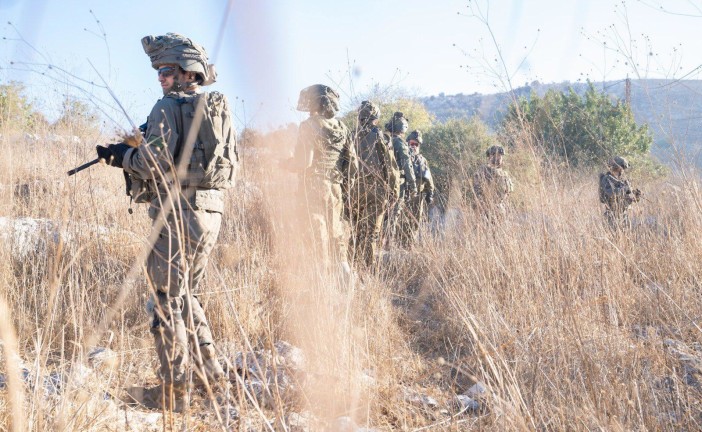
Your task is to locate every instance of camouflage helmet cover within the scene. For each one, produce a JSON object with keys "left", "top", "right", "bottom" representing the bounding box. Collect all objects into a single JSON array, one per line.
[
  {"left": 385, "top": 111, "right": 409, "bottom": 134},
  {"left": 142, "top": 33, "right": 216, "bottom": 85},
  {"left": 406, "top": 129, "right": 423, "bottom": 144},
  {"left": 609, "top": 156, "right": 630, "bottom": 170},
  {"left": 297, "top": 84, "right": 340, "bottom": 118},
  {"left": 358, "top": 100, "right": 380, "bottom": 121},
  {"left": 486, "top": 145, "right": 505, "bottom": 157}
]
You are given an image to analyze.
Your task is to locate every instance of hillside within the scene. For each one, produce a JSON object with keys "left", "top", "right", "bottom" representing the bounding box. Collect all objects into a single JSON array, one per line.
[{"left": 421, "top": 79, "right": 702, "bottom": 165}]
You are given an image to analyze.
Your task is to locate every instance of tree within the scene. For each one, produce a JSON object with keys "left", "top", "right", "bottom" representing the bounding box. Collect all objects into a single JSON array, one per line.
[
  {"left": 341, "top": 97, "right": 435, "bottom": 134},
  {"left": 0, "top": 82, "right": 45, "bottom": 131},
  {"left": 53, "top": 97, "right": 100, "bottom": 134},
  {"left": 502, "top": 83, "right": 653, "bottom": 168},
  {"left": 422, "top": 117, "right": 498, "bottom": 206}
]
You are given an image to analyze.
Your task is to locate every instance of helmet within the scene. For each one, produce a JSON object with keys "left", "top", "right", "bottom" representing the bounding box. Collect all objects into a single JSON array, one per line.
[
  {"left": 609, "top": 156, "right": 630, "bottom": 170},
  {"left": 406, "top": 130, "right": 423, "bottom": 144},
  {"left": 385, "top": 112, "right": 408, "bottom": 134},
  {"left": 141, "top": 33, "right": 216, "bottom": 85},
  {"left": 296, "top": 84, "right": 340, "bottom": 118},
  {"left": 486, "top": 145, "right": 505, "bottom": 157},
  {"left": 358, "top": 100, "right": 380, "bottom": 122}
]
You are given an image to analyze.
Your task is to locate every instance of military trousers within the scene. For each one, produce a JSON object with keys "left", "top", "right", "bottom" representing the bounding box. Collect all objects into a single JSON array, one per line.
[
  {"left": 398, "top": 195, "right": 425, "bottom": 248},
  {"left": 349, "top": 184, "right": 387, "bottom": 269},
  {"left": 302, "top": 179, "right": 348, "bottom": 270},
  {"left": 147, "top": 203, "right": 222, "bottom": 385}
]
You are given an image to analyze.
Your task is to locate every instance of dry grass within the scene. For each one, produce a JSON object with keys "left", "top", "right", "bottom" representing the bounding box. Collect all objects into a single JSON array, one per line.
[{"left": 0, "top": 120, "right": 700, "bottom": 431}]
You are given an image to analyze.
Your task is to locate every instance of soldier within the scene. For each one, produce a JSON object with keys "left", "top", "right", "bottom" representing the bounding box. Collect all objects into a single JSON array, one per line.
[
  {"left": 348, "top": 101, "right": 400, "bottom": 269},
  {"left": 472, "top": 145, "right": 514, "bottom": 220},
  {"left": 397, "top": 130, "right": 435, "bottom": 248},
  {"left": 96, "top": 33, "right": 236, "bottom": 411},
  {"left": 384, "top": 112, "right": 417, "bottom": 245},
  {"left": 599, "top": 156, "right": 641, "bottom": 229},
  {"left": 292, "top": 84, "right": 357, "bottom": 276}
]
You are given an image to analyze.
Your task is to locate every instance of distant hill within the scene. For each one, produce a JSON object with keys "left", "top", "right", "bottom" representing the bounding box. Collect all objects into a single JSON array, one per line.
[{"left": 421, "top": 79, "right": 702, "bottom": 166}]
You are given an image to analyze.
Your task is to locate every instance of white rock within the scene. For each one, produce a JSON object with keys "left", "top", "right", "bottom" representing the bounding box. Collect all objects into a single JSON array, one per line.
[
  {"left": 448, "top": 394, "right": 481, "bottom": 414},
  {"left": 464, "top": 382, "right": 487, "bottom": 399}
]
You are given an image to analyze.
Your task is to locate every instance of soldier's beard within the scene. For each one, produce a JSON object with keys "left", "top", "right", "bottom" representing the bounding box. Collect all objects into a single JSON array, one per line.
[{"left": 162, "top": 77, "right": 187, "bottom": 95}]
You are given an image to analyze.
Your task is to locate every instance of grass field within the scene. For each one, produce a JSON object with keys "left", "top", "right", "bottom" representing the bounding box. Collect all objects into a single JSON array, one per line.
[{"left": 0, "top": 122, "right": 700, "bottom": 431}]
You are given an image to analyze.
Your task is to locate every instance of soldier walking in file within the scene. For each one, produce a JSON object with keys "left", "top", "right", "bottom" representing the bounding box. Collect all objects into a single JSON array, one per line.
[
  {"left": 96, "top": 33, "right": 235, "bottom": 411},
  {"left": 348, "top": 101, "right": 400, "bottom": 269},
  {"left": 599, "top": 156, "right": 641, "bottom": 230},
  {"left": 472, "top": 145, "right": 514, "bottom": 221},
  {"left": 384, "top": 112, "right": 417, "bottom": 246},
  {"left": 397, "top": 130, "right": 434, "bottom": 248},
  {"left": 291, "top": 84, "right": 357, "bottom": 277}
]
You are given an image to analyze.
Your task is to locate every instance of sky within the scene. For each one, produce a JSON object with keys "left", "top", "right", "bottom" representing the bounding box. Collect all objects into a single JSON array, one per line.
[{"left": 1, "top": 0, "right": 701, "bottom": 132}]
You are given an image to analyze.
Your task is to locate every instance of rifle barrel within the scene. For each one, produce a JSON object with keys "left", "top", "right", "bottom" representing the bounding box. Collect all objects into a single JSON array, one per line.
[{"left": 67, "top": 158, "right": 100, "bottom": 176}]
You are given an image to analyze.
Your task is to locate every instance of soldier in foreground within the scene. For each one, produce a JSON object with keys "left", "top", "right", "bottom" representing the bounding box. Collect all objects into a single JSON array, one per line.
[
  {"left": 472, "top": 145, "right": 514, "bottom": 220},
  {"left": 96, "top": 33, "right": 235, "bottom": 411},
  {"left": 348, "top": 101, "right": 400, "bottom": 269},
  {"left": 599, "top": 156, "right": 641, "bottom": 229},
  {"left": 292, "top": 84, "right": 357, "bottom": 277},
  {"left": 384, "top": 112, "right": 417, "bottom": 245},
  {"left": 397, "top": 130, "right": 434, "bottom": 248}
]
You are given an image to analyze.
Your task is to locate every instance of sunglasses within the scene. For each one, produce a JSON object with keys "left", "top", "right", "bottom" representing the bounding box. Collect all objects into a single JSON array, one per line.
[{"left": 157, "top": 66, "right": 176, "bottom": 78}]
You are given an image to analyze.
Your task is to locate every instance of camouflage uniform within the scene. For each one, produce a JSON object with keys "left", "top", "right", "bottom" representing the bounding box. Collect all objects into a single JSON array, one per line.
[
  {"left": 599, "top": 156, "right": 640, "bottom": 229},
  {"left": 101, "top": 34, "right": 234, "bottom": 398},
  {"left": 293, "top": 85, "right": 357, "bottom": 272},
  {"left": 348, "top": 101, "right": 400, "bottom": 269},
  {"left": 398, "top": 130, "right": 434, "bottom": 248},
  {"left": 472, "top": 145, "right": 513, "bottom": 220},
  {"left": 384, "top": 113, "right": 417, "bottom": 245}
]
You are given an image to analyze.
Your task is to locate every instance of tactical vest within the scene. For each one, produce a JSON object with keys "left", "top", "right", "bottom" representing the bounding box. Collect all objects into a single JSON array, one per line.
[
  {"left": 412, "top": 153, "right": 429, "bottom": 192},
  {"left": 355, "top": 127, "right": 385, "bottom": 180},
  {"left": 130, "top": 91, "right": 237, "bottom": 204}
]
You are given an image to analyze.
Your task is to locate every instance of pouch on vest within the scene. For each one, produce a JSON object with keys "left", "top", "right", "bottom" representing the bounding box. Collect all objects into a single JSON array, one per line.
[{"left": 128, "top": 173, "right": 158, "bottom": 204}]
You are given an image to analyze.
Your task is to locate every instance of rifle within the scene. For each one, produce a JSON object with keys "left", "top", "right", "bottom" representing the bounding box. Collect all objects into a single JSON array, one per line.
[
  {"left": 67, "top": 122, "right": 147, "bottom": 178},
  {"left": 67, "top": 158, "right": 100, "bottom": 176}
]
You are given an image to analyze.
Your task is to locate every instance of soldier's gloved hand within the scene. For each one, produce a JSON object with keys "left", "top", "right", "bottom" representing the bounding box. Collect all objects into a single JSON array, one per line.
[
  {"left": 96, "top": 143, "right": 130, "bottom": 168},
  {"left": 425, "top": 193, "right": 434, "bottom": 206}
]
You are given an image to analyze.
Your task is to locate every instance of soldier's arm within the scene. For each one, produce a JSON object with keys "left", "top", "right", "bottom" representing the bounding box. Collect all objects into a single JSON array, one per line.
[
  {"left": 422, "top": 158, "right": 435, "bottom": 195},
  {"left": 345, "top": 127, "right": 358, "bottom": 180},
  {"left": 504, "top": 172, "right": 514, "bottom": 194},
  {"left": 221, "top": 95, "right": 238, "bottom": 163},
  {"left": 123, "top": 98, "right": 181, "bottom": 180}
]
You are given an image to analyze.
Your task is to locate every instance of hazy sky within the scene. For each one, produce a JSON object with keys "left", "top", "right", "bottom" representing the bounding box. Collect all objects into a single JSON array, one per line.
[{"left": 1, "top": 0, "right": 701, "bottom": 131}]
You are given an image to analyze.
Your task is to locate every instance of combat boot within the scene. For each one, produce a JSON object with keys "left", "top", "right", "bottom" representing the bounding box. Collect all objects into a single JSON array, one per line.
[
  {"left": 194, "top": 343, "right": 226, "bottom": 386},
  {"left": 128, "top": 382, "right": 189, "bottom": 412}
]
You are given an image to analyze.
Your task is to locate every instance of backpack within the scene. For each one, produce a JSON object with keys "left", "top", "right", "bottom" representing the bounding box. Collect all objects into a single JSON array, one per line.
[
  {"left": 175, "top": 91, "right": 237, "bottom": 190},
  {"left": 356, "top": 127, "right": 384, "bottom": 179}
]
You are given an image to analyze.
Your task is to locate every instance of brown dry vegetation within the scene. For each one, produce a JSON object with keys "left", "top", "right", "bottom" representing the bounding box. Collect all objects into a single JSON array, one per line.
[{"left": 0, "top": 117, "right": 701, "bottom": 432}]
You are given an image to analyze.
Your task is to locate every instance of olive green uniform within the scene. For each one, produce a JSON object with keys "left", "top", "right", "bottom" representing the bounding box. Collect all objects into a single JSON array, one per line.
[
  {"left": 472, "top": 165, "right": 513, "bottom": 220},
  {"left": 123, "top": 89, "right": 234, "bottom": 386},
  {"left": 386, "top": 135, "right": 417, "bottom": 244},
  {"left": 398, "top": 149, "right": 434, "bottom": 247},
  {"left": 599, "top": 171, "right": 639, "bottom": 229},
  {"left": 294, "top": 114, "right": 357, "bottom": 269},
  {"left": 349, "top": 126, "right": 400, "bottom": 268}
]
